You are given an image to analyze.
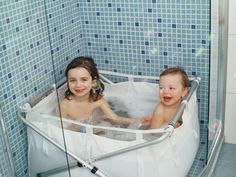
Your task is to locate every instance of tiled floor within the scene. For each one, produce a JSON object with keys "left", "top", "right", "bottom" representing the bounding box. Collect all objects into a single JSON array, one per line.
[{"left": 212, "top": 143, "right": 236, "bottom": 177}]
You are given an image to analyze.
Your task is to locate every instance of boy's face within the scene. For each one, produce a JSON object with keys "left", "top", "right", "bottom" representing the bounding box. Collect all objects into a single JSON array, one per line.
[
  {"left": 159, "top": 74, "right": 188, "bottom": 107},
  {"left": 67, "top": 67, "right": 95, "bottom": 98}
]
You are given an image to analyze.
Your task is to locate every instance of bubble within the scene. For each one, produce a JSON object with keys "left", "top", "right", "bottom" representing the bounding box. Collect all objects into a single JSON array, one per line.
[
  {"left": 151, "top": 47, "right": 158, "bottom": 55},
  {"left": 132, "top": 65, "right": 137, "bottom": 70},
  {"left": 195, "top": 47, "right": 204, "bottom": 57},
  {"left": 208, "top": 118, "right": 221, "bottom": 133},
  {"left": 209, "top": 34, "right": 215, "bottom": 41},
  {"left": 144, "top": 29, "right": 154, "bottom": 39}
]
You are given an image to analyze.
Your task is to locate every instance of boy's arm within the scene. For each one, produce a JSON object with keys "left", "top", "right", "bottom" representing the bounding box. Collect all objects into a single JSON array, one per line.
[{"left": 150, "top": 106, "right": 164, "bottom": 128}]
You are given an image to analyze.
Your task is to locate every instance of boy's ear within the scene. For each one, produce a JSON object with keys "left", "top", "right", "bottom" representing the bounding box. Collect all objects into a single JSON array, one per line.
[{"left": 182, "top": 87, "right": 189, "bottom": 97}]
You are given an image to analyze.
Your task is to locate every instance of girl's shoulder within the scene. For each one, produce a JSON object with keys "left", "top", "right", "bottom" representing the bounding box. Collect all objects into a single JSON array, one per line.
[
  {"left": 92, "top": 97, "right": 112, "bottom": 110},
  {"left": 93, "top": 97, "right": 106, "bottom": 106},
  {"left": 60, "top": 97, "right": 75, "bottom": 107},
  {"left": 60, "top": 98, "right": 69, "bottom": 108}
]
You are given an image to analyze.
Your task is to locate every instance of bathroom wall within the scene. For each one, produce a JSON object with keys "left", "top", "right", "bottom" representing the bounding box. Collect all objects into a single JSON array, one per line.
[
  {"left": 0, "top": 0, "right": 211, "bottom": 176},
  {"left": 0, "top": 1, "right": 54, "bottom": 176},
  {"left": 225, "top": 0, "right": 236, "bottom": 144}
]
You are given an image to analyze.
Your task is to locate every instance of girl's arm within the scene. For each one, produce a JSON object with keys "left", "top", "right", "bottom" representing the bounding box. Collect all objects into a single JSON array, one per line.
[
  {"left": 59, "top": 100, "right": 82, "bottom": 132},
  {"left": 98, "top": 98, "right": 139, "bottom": 125},
  {"left": 59, "top": 100, "right": 69, "bottom": 118}
]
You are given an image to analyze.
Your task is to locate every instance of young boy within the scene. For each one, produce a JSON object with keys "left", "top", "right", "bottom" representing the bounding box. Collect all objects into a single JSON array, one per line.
[{"left": 149, "top": 67, "right": 189, "bottom": 128}]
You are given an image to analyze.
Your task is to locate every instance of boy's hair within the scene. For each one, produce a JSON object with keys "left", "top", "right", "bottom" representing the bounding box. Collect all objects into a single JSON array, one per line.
[
  {"left": 64, "top": 56, "right": 104, "bottom": 101},
  {"left": 160, "top": 67, "right": 190, "bottom": 87}
]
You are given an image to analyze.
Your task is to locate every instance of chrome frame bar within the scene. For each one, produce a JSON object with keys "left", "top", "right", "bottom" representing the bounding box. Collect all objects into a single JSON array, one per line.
[
  {"left": 90, "top": 131, "right": 170, "bottom": 163},
  {"left": 169, "top": 77, "right": 201, "bottom": 127}
]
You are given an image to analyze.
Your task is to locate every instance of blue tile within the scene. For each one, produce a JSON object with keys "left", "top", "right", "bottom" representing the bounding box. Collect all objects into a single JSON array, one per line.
[{"left": 2, "top": 45, "right": 6, "bottom": 50}]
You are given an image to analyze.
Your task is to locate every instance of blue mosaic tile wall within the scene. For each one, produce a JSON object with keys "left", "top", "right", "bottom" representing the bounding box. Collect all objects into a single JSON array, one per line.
[
  {"left": 0, "top": 0, "right": 210, "bottom": 176},
  {"left": 0, "top": 1, "right": 55, "bottom": 176}
]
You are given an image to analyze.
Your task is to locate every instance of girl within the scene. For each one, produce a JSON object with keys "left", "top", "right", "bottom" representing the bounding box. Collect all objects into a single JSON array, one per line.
[{"left": 59, "top": 56, "right": 140, "bottom": 130}]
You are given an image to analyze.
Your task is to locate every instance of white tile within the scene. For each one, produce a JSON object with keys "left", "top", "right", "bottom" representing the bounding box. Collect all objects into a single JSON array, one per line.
[
  {"left": 226, "top": 35, "right": 236, "bottom": 93},
  {"left": 224, "top": 93, "right": 236, "bottom": 144},
  {"left": 229, "top": 0, "right": 236, "bottom": 34}
]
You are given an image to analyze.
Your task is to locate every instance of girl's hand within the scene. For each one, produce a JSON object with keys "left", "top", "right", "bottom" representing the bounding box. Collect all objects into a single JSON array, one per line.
[{"left": 140, "top": 117, "right": 151, "bottom": 126}]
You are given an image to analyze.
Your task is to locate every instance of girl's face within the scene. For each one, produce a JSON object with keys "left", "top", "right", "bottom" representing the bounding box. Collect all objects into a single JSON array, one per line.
[
  {"left": 159, "top": 74, "right": 188, "bottom": 107},
  {"left": 67, "top": 67, "right": 95, "bottom": 98}
]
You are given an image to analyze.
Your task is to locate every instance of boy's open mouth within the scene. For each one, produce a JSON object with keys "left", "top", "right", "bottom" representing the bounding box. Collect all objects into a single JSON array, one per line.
[{"left": 163, "top": 96, "right": 172, "bottom": 102}]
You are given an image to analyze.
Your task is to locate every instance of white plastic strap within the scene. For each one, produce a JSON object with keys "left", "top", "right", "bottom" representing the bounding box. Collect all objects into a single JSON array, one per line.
[
  {"left": 137, "top": 149, "right": 144, "bottom": 177},
  {"left": 86, "top": 126, "right": 93, "bottom": 162},
  {"left": 42, "top": 122, "right": 50, "bottom": 156}
]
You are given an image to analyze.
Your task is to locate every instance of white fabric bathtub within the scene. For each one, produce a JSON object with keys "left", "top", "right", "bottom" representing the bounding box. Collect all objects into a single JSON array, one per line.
[{"left": 24, "top": 76, "right": 199, "bottom": 177}]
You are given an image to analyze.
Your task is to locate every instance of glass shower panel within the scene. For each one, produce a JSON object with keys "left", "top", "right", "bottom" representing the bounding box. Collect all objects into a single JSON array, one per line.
[
  {"left": 0, "top": 107, "right": 15, "bottom": 177},
  {"left": 209, "top": 0, "right": 220, "bottom": 150},
  {"left": 208, "top": 0, "right": 228, "bottom": 156},
  {"left": 0, "top": 0, "right": 72, "bottom": 176},
  {"left": 30, "top": 1, "right": 82, "bottom": 177}
]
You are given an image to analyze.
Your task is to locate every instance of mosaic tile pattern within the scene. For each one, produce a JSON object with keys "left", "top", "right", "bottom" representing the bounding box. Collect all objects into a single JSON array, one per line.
[
  {"left": 0, "top": 0, "right": 211, "bottom": 176},
  {"left": 0, "top": 1, "right": 56, "bottom": 176}
]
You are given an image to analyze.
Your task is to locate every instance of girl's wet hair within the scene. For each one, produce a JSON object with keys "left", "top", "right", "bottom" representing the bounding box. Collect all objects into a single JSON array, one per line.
[
  {"left": 160, "top": 66, "right": 190, "bottom": 88},
  {"left": 64, "top": 56, "right": 104, "bottom": 101}
]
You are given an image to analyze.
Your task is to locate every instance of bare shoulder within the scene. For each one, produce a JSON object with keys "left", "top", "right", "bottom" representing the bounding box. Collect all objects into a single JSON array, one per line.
[
  {"left": 60, "top": 98, "right": 69, "bottom": 108},
  {"left": 59, "top": 98, "right": 72, "bottom": 114},
  {"left": 153, "top": 104, "right": 163, "bottom": 116},
  {"left": 93, "top": 98, "right": 115, "bottom": 116},
  {"left": 93, "top": 97, "right": 108, "bottom": 108}
]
